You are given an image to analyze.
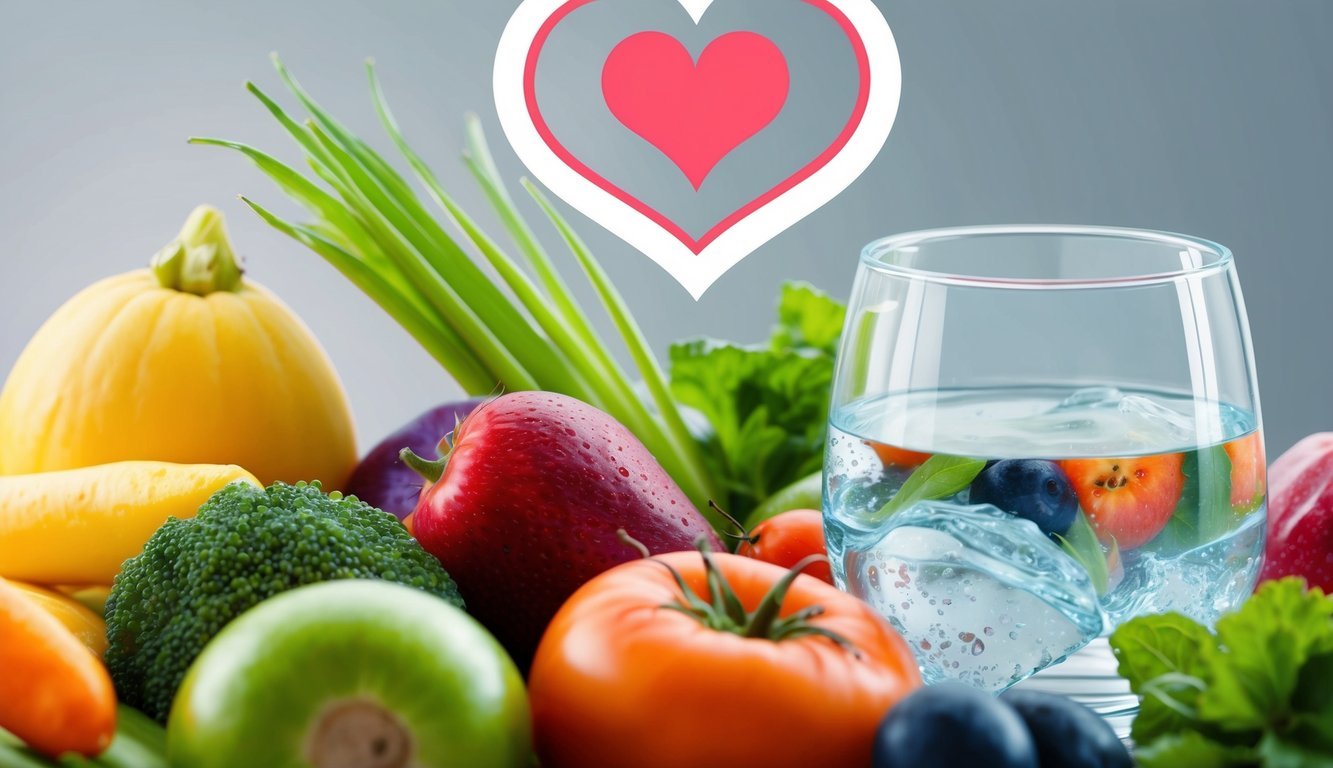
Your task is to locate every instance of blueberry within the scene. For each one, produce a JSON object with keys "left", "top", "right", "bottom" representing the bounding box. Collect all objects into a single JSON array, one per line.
[
  {"left": 970, "top": 460, "right": 1078, "bottom": 536},
  {"left": 872, "top": 683, "right": 1037, "bottom": 768},
  {"left": 1001, "top": 689, "right": 1132, "bottom": 768}
]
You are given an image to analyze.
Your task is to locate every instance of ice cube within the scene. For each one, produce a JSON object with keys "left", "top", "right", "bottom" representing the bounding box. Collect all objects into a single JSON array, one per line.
[
  {"left": 1051, "top": 386, "right": 1125, "bottom": 411},
  {"left": 1117, "top": 394, "right": 1196, "bottom": 444},
  {"left": 845, "top": 502, "right": 1104, "bottom": 692}
]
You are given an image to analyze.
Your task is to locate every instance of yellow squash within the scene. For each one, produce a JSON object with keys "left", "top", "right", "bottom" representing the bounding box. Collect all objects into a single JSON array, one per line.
[
  {"left": 7, "top": 581, "right": 108, "bottom": 656},
  {"left": 0, "top": 461, "right": 259, "bottom": 585},
  {"left": 0, "top": 205, "right": 357, "bottom": 489}
]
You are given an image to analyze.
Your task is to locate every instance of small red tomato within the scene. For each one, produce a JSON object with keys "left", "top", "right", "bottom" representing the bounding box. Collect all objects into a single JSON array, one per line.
[{"left": 736, "top": 509, "right": 833, "bottom": 584}]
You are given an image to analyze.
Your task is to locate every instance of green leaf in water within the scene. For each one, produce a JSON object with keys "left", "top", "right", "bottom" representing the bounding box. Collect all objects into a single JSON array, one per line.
[
  {"left": 869, "top": 455, "right": 986, "bottom": 522},
  {"left": 1055, "top": 510, "right": 1112, "bottom": 595},
  {"left": 1195, "top": 444, "right": 1234, "bottom": 544}
]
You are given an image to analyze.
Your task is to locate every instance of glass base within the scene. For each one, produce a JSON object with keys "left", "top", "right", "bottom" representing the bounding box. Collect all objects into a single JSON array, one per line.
[{"left": 1009, "top": 638, "right": 1137, "bottom": 741}]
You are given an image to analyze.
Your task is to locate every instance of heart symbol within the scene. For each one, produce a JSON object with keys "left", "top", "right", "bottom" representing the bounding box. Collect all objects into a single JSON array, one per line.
[
  {"left": 602, "top": 31, "right": 790, "bottom": 189},
  {"left": 495, "top": 0, "right": 901, "bottom": 298}
]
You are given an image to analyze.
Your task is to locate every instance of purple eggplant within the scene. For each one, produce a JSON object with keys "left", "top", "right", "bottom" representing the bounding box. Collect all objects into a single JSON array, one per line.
[{"left": 346, "top": 400, "right": 485, "bottom": 519}]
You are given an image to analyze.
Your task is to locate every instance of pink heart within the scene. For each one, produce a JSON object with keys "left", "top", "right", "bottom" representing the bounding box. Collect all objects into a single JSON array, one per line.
[{"left": 602, "top": 31, "right": 790, "bottom": 189}]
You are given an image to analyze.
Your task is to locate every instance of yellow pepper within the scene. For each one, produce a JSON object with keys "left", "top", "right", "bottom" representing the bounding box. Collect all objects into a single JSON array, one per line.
[
  {"left": 7, "top": 581, "right": 108, "bottom": 656},
  {"left": 0, "top": 461, "right": 259, "bottom": 585}
]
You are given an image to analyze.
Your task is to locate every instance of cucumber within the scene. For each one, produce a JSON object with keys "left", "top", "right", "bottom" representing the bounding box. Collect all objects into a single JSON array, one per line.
[
  {"left": 93, "top": 707, "right": 166, "bottom": 768},
  {"left": 0, "top": 740, "right": 55, "bottom": 768},
  {"left": 0, "top": 706, "right": 165, "bottom": 768}
]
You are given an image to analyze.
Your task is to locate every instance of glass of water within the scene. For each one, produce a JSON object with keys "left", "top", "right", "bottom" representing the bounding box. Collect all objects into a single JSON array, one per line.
[{"left": 823, "top": 226, "right": 1265, "bottom": 732}]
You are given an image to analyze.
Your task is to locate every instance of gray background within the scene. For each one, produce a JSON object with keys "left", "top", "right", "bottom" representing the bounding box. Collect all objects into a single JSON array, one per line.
[{"left": 2, "top": 1, "right": 1330, "bottom": 456}]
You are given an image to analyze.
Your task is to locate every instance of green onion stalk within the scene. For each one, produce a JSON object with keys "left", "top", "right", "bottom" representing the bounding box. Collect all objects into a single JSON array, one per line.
[{"left": 194, "top": 55, "right": 726, "bottom": 526}]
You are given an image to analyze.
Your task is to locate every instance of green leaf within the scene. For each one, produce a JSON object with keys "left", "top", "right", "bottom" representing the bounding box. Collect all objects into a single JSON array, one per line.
[
  {"left": 869, "top": 455, "right": 987, "bottom": 522},
  {"left": 1256, "top": 730, "right": 1333, "bottom": 768},
  {"left": 1154, "top": 450, "right": 1201, "bottom": 553},
  {"left": 670, "top": 340, "right": 833, "bottom": 517},
  {"left": 1109, "top": 612, "right": 1216, "bottom": 743},
  {"left": 1197, "top": 444, "right": 1235, "bottom": 544},
  {"left": 1115, "top": 580, "right": 1333, "bottom": 765},
  {"left": 1055, "top": 510, "right": 1111, "bottom": 595},
  {"left": 1293, "top": 652, "right": 1333, "bottom": 718},
  {"left": 667, "top": 280, "right": 845, "bottom": 520},
  {"left": 1134, "top": 731, "right": 1257, "bottom": 768},
  {"left": 771, "top": 282, "right": 846, "bottom": 356},
  {"left": 1200, "top": 579, "right": 1333, "bottom": 731}
]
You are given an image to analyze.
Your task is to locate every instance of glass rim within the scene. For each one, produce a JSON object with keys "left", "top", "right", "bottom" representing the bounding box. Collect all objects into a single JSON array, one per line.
[{"left": 860, "top": 225, "right": 1234, "bottom": 289}]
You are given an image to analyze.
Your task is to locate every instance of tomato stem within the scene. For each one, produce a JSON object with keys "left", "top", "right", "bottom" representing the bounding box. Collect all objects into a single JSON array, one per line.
[
  {"left": 617, "top": 530, "right": 856, "bottom": 650},
  {"left": 399, "top": 448, "right": 448, "bottom": 485},
  {"left": 709, "top": 500, "right": 761, "bottom": 549}
]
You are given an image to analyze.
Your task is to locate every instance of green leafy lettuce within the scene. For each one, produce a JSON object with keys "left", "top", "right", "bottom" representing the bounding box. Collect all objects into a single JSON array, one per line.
[
  {"left": 1110, "top": 579, "right": 1333, "bottom": 767},
  {"left": 669, "top": 283, "right": 845, "bottom": 518}
]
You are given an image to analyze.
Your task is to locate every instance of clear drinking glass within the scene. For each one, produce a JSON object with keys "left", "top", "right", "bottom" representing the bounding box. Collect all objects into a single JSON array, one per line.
[{"left": 824, "top": 226, "right": 1265, "bottom": 734}]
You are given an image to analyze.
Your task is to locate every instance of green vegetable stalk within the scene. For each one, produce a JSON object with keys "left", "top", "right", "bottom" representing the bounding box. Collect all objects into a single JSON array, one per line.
[
  {"left": 194, "top": 56, "right": 724, "bottom": 520},
  {"left": 197, "top": 56, "right": 848, "bottom": 527}
]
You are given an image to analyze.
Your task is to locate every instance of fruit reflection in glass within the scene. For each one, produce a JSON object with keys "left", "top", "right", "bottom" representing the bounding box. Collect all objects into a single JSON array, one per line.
[{"left": 823, "top": 227, "right": 1265, "bottom": 730}]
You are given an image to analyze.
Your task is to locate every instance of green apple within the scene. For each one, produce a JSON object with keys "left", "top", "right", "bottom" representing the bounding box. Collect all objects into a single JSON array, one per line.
[{"left": 167, "top": 580, "right": 530, "bottom": 768}]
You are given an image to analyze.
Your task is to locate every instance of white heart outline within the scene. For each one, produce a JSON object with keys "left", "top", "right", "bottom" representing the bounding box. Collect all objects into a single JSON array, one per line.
[{"left": 494, "top": 0, "right": 902, "bottom": 299}]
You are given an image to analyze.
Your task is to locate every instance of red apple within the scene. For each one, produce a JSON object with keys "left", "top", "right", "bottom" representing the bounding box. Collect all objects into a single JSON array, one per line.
[
  {"left": 408, "top": 391, "right": 721, "bottom": 667},
  {"left": 1258, "top": 433, "right": 1333, "bottom": 591}
]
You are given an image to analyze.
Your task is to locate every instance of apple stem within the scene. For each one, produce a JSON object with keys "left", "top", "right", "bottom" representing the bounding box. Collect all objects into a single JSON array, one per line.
[{"left": 616, "top": 528, "right": 652, "bottom": 559}]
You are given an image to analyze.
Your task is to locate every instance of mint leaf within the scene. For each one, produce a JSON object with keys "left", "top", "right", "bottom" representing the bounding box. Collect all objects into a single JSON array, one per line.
[
  {"left": 1056, "top": 511, "right": 1111, "bottom": 594},
  {"left": 1293, "top": 652, "right": 1333, "bottom": 718},
  {"left": 1256, "top": 730, "right": 1333, "bottom": 768},
  {"left": 870, "top": 455, "right": 986, "bottom": 522},
  {"left": 1110, "top": 612, "right": 1215, "bottom": 743},
  {"left": 1196, "top": 444, "right": 1235, "bottom": 544},
  {"left": 1119, "top": 580, "right": 1333, "bottom": 766},
  {"left": 1200, "top": 579, "right": 1333, "bottom": 731},
  {"left": 1135, "top": 731, "right": 1257, "bottom": 768},
  {"left": 1258, "top": 652, "right": 1333, "bottom": 765}
]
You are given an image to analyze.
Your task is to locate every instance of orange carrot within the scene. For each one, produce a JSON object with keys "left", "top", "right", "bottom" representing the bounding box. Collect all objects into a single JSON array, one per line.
[{"left": 0, "top": 576, "right": 116, "bottom": 758}]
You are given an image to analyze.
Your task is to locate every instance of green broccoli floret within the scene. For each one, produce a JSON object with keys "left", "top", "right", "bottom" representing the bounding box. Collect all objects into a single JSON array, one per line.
[{"left": 104, "top": 480, "right": 464, "bottom": 721}]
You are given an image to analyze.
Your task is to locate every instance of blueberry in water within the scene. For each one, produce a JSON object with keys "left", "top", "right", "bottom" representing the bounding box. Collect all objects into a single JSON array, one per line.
[
  {"left": 970, "top": 459, "right": 1078, "bottom": 536},
  {"left": 1001, "top": 689, "right": 1132, "bottom": 768},
  {"left": 872, "top": 683, "right": 1037, "bottom": 768}
]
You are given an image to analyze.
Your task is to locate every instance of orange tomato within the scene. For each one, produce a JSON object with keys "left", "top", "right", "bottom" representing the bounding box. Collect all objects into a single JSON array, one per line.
[
  {"left": 0, "top": 577, "right": 116, "bottom": 758},
  {"left": 869, "top": 442, "right": 932, "bottom": 469},
  {"left": 736, "top": 509, "right": 834, "bottom": 584},
  {"left": 529, "top": 551, "right": 921, "bottom": 768},
  {"left": 1225, "top": 433, "right": 1266, "bottom": 508}
]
